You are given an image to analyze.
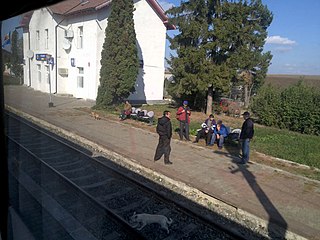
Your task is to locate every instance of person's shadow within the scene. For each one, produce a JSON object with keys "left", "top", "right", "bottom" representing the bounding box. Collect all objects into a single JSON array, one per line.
[{"left": 229, "top": 162, "right": 288, "bottom": 239}]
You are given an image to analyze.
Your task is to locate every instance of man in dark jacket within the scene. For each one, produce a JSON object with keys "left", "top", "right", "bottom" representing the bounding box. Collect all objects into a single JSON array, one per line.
[
  {"left": 239, "top": 111, "right": 254, "bottom": 164},
  {"left": 154, "top": 110, "right": 173, "bottom": 164}
]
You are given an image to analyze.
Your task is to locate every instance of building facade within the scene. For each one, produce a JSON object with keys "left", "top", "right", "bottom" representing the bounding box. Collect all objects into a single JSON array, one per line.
[{"left": 20, "top": 0, "right": 174, "bottom": 103}]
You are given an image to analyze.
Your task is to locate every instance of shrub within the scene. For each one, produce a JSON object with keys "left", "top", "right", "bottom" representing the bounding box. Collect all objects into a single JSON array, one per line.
[
  {"left": 251, "top": 84, "right": 282, "bottom": 127},
  {"left": 251, "top": 81, "right": 320, "bottom": 135}
]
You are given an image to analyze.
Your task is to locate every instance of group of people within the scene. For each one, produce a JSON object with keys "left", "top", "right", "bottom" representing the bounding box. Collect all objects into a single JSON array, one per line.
[
  {"left": 193, "top": 114, "right": 229, "bottom": 149},
  {"left": 175, "top": 100, "right": 230, "bottom": 149},
  {"left": 154, "top": 100, "right": 254, "bottom": 165}
]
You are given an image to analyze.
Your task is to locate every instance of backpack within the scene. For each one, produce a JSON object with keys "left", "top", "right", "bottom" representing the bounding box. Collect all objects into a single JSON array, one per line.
[{"left": 137, "top": 111, "right": 145, "bottom": 117}]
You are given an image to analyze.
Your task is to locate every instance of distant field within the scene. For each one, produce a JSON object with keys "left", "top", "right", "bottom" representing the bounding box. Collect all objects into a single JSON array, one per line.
[{"left": 264, "top": 74, "right": 320, "bottom": 89}]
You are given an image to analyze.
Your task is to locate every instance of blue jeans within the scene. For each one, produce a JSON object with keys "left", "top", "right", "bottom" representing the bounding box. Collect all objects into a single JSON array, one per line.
[
  {"left": 241, "top": 138, "right": 250, "bottom": 163},
  {"left": 210, "top": 134, "right": 225, "bottom": 147}
]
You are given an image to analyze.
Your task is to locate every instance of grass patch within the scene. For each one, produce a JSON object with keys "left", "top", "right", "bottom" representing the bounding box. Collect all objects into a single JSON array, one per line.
[{"left": 252, "top": 126, "right": 320, "bottom": 169}]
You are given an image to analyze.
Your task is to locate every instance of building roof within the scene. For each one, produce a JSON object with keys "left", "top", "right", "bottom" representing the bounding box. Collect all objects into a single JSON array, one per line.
[
  {"left": 49, "top": 0, "right": 111, "bottom": 15},
  {"left": 20, "top": 0, "right": 175, "bottom": 30},
  {"left": 20, "top": 11, "right": 33, "bottom": 29}
]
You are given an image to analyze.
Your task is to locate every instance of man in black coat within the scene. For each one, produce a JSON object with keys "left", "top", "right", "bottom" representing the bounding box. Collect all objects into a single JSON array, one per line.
[
  {"left": 154, "top": 110, "right": 173, "bottom": 164},
  {"left": 239, "top": 111, "right": 254, "bottom": 164}
]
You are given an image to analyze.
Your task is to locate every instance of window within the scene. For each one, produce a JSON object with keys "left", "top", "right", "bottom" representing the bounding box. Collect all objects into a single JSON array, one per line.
[
  {"left": 77, "top": 67, "right": 84, "bottom": 88},
  {"left": 37, "top": 64, "right": 41, "bottom": 83},
  {"left": 36, "top": 30, "right": 40, "bottom": 50},
  {"left": 45, "top": 29, "right": 49, "bottom": 49},
  {"left": 78, "top": 67, "right": 84, "bottom": 74},
  {"left": 77, "top": 26, "right": 83, "bottom": 49}
]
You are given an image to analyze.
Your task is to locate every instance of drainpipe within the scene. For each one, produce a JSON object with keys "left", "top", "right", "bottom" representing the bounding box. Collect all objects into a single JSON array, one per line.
[
  {"left": 28, "top": 28, "right": 31, "bottom": 87},
  {"left": 54, "top": 24, "right": 59, "bottom": 94}
]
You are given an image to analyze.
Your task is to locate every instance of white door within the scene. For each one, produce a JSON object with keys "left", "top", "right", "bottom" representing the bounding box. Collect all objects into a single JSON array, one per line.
[{"left": 74, "top": 66, "right": 86, "bottom": 98}]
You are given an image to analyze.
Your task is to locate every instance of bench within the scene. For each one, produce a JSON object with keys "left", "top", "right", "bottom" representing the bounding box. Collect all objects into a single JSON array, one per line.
[
  {"left": 130, "top": 107, "right": 154, "bottom": 125},
  {"left": 227, "top": 128, "right": 241, "bottom": 141},
  {"left": 223, "top": 128, "right": 241, "bottom": 147}
]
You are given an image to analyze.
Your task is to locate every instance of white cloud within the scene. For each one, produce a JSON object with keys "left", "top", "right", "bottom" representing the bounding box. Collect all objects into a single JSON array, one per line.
[
  {"left": 266, "top": 36, "right": 296, "bottom": 45},
  {"left": 274, "top": 46, "right": 293, "bottom": 53},
  {"left": 157, "top": 0, "right": 175, "bottom": 11}
]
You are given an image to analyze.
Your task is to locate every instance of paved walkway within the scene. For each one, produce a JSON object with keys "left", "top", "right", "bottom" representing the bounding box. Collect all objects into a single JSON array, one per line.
[{"left": 4, "top": 85, "right": 320, "bottom": 240}]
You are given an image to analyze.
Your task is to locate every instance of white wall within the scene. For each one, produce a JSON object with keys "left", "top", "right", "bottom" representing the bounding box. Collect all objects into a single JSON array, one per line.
[
  {"left": 131, "top": 0, "right": 167, "bottom": 103},
  {"left": 26, "top": 8, "right": 56, "bottom": 94},
  {"left": 22, "top": 31, "right": 30, "bottom": 86}
]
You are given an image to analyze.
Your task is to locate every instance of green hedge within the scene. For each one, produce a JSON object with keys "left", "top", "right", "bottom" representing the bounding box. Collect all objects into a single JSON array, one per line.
[{"left": 251, "top": 81, "right": 320, "bottom": 135}]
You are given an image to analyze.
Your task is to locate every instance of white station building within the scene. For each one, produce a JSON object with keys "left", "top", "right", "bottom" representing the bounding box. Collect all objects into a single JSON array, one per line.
[{"left": 20, "top": 0, "right": 174, "bottom": 103}]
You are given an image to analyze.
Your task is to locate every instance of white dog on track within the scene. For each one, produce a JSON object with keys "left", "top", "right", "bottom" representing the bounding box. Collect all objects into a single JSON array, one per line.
[{"left": 129, "top": 212, "right": 173, "bottom": 234}]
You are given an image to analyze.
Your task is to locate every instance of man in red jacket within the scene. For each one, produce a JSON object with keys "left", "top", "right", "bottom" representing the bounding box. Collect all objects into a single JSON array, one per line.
[{"left": 176, "top": 100, "right": 191, "bottom": 141}]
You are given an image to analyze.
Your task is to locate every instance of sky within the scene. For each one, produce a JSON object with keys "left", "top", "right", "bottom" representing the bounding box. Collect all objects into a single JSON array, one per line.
[
  {"left": 2, "top": 0, "right": 320, "bottom": 75},
  {"left": 158, "top": 0, "right": 320, "bottom": 75},
  {"left": 1, "top": 15, "right": 21, "bottom": 52}
]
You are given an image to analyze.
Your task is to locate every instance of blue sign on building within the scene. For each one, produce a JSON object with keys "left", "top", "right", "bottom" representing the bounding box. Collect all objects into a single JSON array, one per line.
[
  {"left": 36, "top": 54, "right": 48, "bottom": 61},
  {"left": 47, "top": 57, "right": 54, "bottom": 65}
]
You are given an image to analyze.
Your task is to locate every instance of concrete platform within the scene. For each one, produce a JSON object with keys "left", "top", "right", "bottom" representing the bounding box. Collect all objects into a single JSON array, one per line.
[{"left": 4, "top": 85, "right": 320, "bottom": 240}]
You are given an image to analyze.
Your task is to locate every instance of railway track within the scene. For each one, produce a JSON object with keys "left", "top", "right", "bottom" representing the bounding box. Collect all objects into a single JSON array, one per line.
[{"left": 5, "top": 111, "right": 244, "bottom": 240}]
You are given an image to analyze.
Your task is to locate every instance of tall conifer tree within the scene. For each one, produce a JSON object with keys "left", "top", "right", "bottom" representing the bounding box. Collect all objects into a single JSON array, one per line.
[
  {"left": 214, "top": 0, "right": 273, "bottom": 108},
  {"left": 10, "top": 30, "right": 23, "bottom": 81},
  {"left": 167, "top": 0, "right": 272, "bottom": 112},
  {"left": 167, "top": 0, "right": 226, "bottom": 111},
  {"left": 96, "top": 0, "right": 139, "bottom": 108}
]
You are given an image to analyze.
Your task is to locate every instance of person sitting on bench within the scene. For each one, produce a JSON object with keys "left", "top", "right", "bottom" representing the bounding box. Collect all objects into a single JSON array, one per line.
[
  {"left": 193, "top": 114, "right": 216, "bottom": 145},
  {"left": 210, "top": 120, "right": 229, "bottom": 149},
  {"left": 119, "top": 100, "right": 132, "bottom": 120}
]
